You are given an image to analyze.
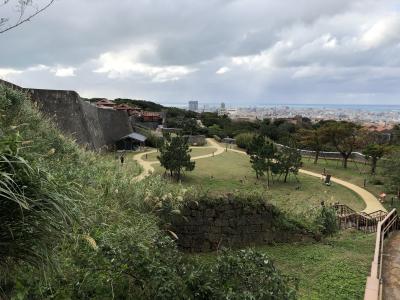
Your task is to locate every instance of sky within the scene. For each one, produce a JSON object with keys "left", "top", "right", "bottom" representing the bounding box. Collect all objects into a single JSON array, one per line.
[{"left": 1, "top": 0, "right": 400, "bottom": 106}]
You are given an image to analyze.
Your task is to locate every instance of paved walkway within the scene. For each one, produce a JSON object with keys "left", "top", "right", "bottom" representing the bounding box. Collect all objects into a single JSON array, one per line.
[
  {"left": 299, "top": 169, "right": 386, "bottom": 214},
  {"left": 132, "top": 138, "right": 223, "bottom": 181},
  {"left": 132, "top": 139, "right": 385, "bottom": 214},
  {"left": 382, "top": 231, "right": 400, "bottom": 299}
]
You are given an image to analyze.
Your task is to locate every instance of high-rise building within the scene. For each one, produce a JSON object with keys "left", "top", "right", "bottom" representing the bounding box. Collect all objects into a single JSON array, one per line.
[
  {"left": 221, "top": 102, "right": 226, "bottom": 109},
  {"left": 188, "top": 101, "right": 198, "bottom": 112}
]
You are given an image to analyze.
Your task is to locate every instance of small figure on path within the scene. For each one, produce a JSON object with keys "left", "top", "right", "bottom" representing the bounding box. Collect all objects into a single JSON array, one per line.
[
  {"left": 120, "top": 155, "right": 125, "bottom": 165},
  {"left": 145, "top": 153, "right": 148, "bottom": 159},
  {"left": 379, "top": 192, "right": 387, "bottom": 203},
  {"left": 324, "top": 174, "right": 331, "bottom": 186}
]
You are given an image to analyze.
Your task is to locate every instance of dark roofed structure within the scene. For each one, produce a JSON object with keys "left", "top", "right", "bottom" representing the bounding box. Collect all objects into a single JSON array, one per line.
[{"left": 116, "top": 132, "right": 147, "bottom": 150}]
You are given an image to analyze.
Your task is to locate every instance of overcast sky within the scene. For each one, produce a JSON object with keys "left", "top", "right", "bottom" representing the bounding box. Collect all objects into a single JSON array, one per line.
[{"left": 1, "top": 0, "right": 400, "bottom": 106}]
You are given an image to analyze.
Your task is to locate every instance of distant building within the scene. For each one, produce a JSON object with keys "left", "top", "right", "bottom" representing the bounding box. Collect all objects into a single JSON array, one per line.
[
  {"left": 188, "top": 101, "right": 198, "bottom": 112},
  {"left": 96, "top": 99, "right": 115, "bottom": 109},
  {"left": 141, "top": 111, "right": 162, "bottom": 122},
  {"left": 221, "top": 102, "right": 225, "bottom": 109},
  {"left": 116, "top": 132, "right": 147, "bottom": 151}
]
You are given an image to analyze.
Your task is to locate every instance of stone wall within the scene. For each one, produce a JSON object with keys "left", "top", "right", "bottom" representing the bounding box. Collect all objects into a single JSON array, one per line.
[
  {"left": 171, "top": 197, "right": 311, "bottom": 252},
  {"left": 0, "top": 80, "right": 133, "bottom": 150}
]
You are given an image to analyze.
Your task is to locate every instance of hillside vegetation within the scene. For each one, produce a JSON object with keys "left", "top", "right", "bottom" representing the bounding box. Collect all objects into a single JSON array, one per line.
[{"left": 0, "top": 85, "right": 297, "bottom": 299}]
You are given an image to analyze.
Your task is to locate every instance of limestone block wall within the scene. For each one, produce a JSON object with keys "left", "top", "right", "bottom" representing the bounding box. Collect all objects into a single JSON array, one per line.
[
  {"left": 171, "top": 198, "right": 311, "bottom": 252},
  {"left": 6, "top": 83, "right": 134, "bottom": 150}
]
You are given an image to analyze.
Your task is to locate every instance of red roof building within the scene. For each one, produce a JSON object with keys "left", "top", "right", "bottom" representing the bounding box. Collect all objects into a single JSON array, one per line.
[
  {"left": 142, "top": 111, "right": 162, "bottom": 122},
  {"left": 96, "top": 99, "right": 115, "bottom": 108}
]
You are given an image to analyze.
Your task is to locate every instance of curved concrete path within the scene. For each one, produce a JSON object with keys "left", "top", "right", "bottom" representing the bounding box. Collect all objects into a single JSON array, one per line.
[
  {"left": 132, "top": 138, "right": 223, "bottom": 181},
  {"left": 299, "top": 169, "right": 385, "bottom": 214},
  {"left": 133, "top": 139, "right": 385, "bottom": 214}
]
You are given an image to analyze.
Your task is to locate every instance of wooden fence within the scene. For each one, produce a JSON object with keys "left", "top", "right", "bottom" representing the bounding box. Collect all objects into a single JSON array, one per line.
[{"left": 333, "top": 204, "right": 387, "bottom": 233}]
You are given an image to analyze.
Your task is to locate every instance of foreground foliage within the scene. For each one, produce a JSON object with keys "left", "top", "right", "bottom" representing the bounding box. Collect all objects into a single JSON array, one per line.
[{"left": 0, "top": 87, "right": 77, "bottom": 272}]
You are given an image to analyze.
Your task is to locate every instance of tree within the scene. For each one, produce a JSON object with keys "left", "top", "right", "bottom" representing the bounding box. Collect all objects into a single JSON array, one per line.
[
  {"left": 247, "top": 135, "right": 276, "bottom": 187},
  {"left": 296, "top": 126, "right": 328, "bottom": 164},
  {"left": 158, "top": 135, "right": 195, "bottom": 181},
  {"left": 248, "top": 135, "right": 268, "bottom": 179},
  {"left": 323, "top": 121, "right": 359, "bottom": 168},
  {"left": 273, "top": 145, "right": 302, "bottom": 183},
  {"left": 235, "top": 132, "right": 255, "bottom": 150},
  {"left": 390, "top": 124, "right": 400, "bottom": 145},
  {"left": 1, "top": 0, "right": 55, "bottom": 34},
  {"left": 362, "top": 144, "right": 388, "bottom": 174},
  {"left": 381, "top": 151, "right": 400, "bottom": 195}
]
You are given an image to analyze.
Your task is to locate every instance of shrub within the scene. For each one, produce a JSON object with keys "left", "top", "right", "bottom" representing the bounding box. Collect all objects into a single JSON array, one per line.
[
  {"left": 235, "top": 132, "right": 256, "bottom": 150},
  {"left": 370, "top": 178, "right": 384, "bottom": 185},
  {"left": 213, "top": 135, "right": 221, "bottom": 142},
  {"left": 315, "top": 206, "right": 338, "bottom": 236},
  {"left": 146, "top": 132, "right": 164, "bottom": 148}
]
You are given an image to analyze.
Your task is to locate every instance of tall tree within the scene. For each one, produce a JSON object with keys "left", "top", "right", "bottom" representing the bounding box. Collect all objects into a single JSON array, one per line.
[
  {"left": 381, "top": 151, "right": 400, "bottom": 195},
  {"left": 1, "top": 0, "right": 55, "bottom": 34},
  {"left": 248, "top": 135, "right": 268, "bottom": 179},
  {"left": 158, "top": 135, "right": 195, "bottom": 181},
  {"left": 247, "top": 135, "right": 276, "bottom": 187},
  {"left": 362, "top": 144, "right": 388, "bottom": 174},
  {"left": 273, "top": 145, "right": 302, "bottom": 183},
  {"left": 296, "top": 126, "right": 328, "bottom": 164},
  {"left": 323, "top": 121, "right": 359, "bottom": 168}
]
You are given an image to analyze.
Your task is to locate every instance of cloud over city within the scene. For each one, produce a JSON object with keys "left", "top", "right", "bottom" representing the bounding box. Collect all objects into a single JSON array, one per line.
[{"left": 1, "top": 0, "right": 400, "bottom": 105}]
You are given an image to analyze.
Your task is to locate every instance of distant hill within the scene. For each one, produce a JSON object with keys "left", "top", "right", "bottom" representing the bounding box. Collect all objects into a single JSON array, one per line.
[
  {"left": 113, "top": 98, "right": 198, "bottom": 120},
  {"left": 114, "top": 98, "right": 165, "bottom": 111}
]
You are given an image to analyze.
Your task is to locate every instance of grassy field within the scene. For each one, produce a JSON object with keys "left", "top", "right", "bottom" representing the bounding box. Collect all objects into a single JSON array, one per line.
[
  {"left": 154, "top": 151, "right": 365, "bottom": 212},
  {"left": 301, "top": 158, "right": 384, "bottom": 196},
  {"left": 300, "top": 157, "right": 400, "bottom": 213},
  {"left": 262, "top": 231, "right": 374, "bottom": 299},
  {"left": 194, "top": 230, "right": 374, "bottom": 300},
  {"left": 142, "top": 147, "right": 217, "bottom": 162},
  {"left": 153, "top": 149, "right": 375, "bottom": 299}
]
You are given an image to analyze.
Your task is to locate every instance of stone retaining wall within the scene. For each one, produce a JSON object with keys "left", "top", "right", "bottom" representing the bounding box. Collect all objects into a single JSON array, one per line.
[{"left": 171, "top": 197, "right": 311, "bottom": 252}]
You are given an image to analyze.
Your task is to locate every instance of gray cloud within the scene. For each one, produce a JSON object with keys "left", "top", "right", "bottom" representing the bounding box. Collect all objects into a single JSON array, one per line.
[{"left": 1, "top": 0, "right": 400, "bottom": 105}]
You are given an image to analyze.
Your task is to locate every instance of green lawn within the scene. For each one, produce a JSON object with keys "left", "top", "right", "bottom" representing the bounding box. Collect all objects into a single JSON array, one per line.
[
  {"left": 194, "top": 230, "right": 374, "bottom": 300},
  {"left": 262, "top": 231, "right": 374, "bottom": 299},
  {"left": 154, "top": 151, "right": 365, "bottom": 212},
  {"left": 300, "top": 158, "right": 400, "bottom": 213},
  {"left": 154, "top": 150, "right": 374, "bottom": 299},
  {"left": 143, "top": 147, "right": 217, "bottom": 162}
]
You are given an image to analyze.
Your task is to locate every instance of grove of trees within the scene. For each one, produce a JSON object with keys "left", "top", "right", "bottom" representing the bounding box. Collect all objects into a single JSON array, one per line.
[{"left": 247, "top": 135, "right": 301, "bottom": 185}]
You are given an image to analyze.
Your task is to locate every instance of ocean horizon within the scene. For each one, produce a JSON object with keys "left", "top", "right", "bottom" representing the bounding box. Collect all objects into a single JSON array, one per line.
[{"left": 165, "top": 102, "right": 400, "bottom": 112}]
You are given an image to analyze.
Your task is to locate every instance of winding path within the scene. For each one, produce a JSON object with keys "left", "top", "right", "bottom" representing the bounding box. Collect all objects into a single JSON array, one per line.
[
  {"left": 132, "top": 139, "right": 385, "bottom": 214},
  {"left": 132, "top": 138, "right": 223, "bottom": 181}
]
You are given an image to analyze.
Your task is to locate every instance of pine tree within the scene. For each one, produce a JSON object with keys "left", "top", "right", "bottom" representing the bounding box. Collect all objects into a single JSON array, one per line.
[
  {"left": 273, "top": 145, "right": 302, "bottom": 183},
  {"left": 158, "top": 135, "right": 195, "bottom": 180},
  {"left": 248, "top": 135, "right": 276, "bottom": 187}
]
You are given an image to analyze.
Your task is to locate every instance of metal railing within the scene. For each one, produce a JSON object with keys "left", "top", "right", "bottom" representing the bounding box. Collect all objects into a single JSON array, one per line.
[{"left": 364, "top": 209, "right": 398, "bottom": 300}]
